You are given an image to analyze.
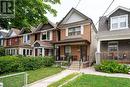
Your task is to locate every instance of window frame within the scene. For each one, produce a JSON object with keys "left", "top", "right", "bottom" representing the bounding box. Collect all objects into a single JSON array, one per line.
[
  {"left": 108, "top": 41, "right": 118, "bottom": 52},
  {"left": 23, "top": 34, "right": 30, "bottom": 44},
  {"left": 68, "top": 26, "right": 81, "bottom": 36},
  {"left": 110, "top": 14, "right": 128, "bottom": 30},
  {"left": 41, "top": 31, "right": 52, "bottom": 41}
]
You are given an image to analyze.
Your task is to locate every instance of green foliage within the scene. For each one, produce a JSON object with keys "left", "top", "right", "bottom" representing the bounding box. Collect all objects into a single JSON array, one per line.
[
  {"left": 0, "top": 0, "right": 61, "bottom": 29},
  {"left": 95, "top": 60, "right": 130, "bottom": 73},
  {"left": 0, "top": 56, "right": 54, "bottom": 74},
  {"left": 0, "top": 47, "right": 5, "bottom": 56}
]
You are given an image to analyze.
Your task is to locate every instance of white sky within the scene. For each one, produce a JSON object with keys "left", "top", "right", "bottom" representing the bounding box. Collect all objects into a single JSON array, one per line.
[{"left": 46, "top": 0, "right": 130, "bottom": 26}]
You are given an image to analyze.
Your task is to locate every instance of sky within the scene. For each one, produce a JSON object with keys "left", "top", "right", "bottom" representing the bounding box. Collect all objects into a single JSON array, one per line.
[{"left": 46, "top": 0, "right": 130, "bottom": 27}]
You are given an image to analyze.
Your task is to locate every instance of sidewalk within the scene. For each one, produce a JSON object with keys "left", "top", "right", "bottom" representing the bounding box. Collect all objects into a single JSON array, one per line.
[
  {"left": 28, "top": 69, "right": 79, "bottom": 87},
  {"left": 80, "top": 67, "right": 130, "bottom": 79}
]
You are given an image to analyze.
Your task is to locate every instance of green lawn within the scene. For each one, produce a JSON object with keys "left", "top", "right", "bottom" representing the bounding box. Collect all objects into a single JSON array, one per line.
[
  {"left": 27, "top": 67, "right": 64, "bottom": 83},
  {"left": 63, "top": 74, "right": 130, "bottom": 87},
  {"left": 0, "top": 67, "right": 64, "bottom": 87},
  {"left": 48, "top": 73, "right": 79, "bottom": 87}
]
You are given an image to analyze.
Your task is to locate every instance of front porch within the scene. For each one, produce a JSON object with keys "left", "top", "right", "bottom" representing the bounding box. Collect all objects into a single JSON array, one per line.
[
  {"left": 99, "top": 39, "right": 130, "bottom": 64},
  {"left": 54, "top": 40, "right": 90, "bottom": 68}
]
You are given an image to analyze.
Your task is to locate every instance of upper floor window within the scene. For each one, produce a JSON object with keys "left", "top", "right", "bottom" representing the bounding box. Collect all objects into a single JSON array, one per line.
[
  {"left": 110, "top": 15, "right": 128, "bottom": 30},
  {"left": 41, "top": 31, "right": 52, "bottom": 40},
  {"left": 23, "top": 34, "right": 30, "bottom": 44},
  {"left": 68, "top": 26, "right": 81, "bottom": 36}
]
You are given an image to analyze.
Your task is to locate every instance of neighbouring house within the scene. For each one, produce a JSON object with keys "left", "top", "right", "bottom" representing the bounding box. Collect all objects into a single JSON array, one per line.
[
  {"left": 0, "top": 30, "right": 8, "bottom": 47},
  {"left": 31, "top": 21, "right": 56, "bottom": 57},
  {"left": 53, "top": 8, "right": 97, "bottom": 67},
  {"left": 96, "top": 6, "right": 130, "bottom": 64},
  {"left": 4, "top": 21, "right": 56, "bottom": 56},
  {"left": 4, "top": 28, "right": 21, "bottom": 55}
]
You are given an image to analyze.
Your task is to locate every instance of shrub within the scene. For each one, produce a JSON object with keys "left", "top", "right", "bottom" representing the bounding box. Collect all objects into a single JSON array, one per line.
[
  {"left": 95, "top": 60, "right": 130, "bottom": 74},
  {"left": 0, "top": 56, "right": 55, "bottom": 74},
  {"left": 0, "top": 47, "right": 5, "bottom": 56}
]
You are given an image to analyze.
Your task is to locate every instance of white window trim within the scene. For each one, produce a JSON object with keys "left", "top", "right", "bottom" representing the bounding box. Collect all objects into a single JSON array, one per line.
[
  {"left": 108, "top": 41, "right": 118, "bottom": 52},
  {"left": 40, "top": 31, "right": 52, "bottom": 41},
  {"left": 110, "top": 14, "right": 128, "bottom": 31},
  {"left": 23, "top": 34, "right": 30, "bottom": 44},
  {"left": 65, "top": 46, "right": 71, "bottom": 54},
  {"left": 66, "top": 25, "right": 84, "bottom": 37}
]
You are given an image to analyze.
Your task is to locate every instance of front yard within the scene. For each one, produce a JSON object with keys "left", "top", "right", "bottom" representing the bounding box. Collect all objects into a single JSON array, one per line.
[
  {"left": 63, "top": 74, "right": 130, "bottom": 87},
  {"left": 27, "top": 67, "right": 64, "bottom": 83},
  {"left": 0, "top": 67, "right": 64, "bottom": 87}
]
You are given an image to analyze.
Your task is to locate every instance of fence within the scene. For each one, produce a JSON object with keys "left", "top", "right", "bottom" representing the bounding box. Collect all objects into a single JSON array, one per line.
[
  {"left": 100, "top": 51, "right": 130, "bottom": 64},
  {"left": 0, "top": 72, "right": 27, "bottom": 87}
]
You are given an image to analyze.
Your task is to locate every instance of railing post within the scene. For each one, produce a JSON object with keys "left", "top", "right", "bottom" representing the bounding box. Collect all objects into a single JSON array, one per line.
[{"left": 95, "top": 52, "right": 101, "bottom": 65}]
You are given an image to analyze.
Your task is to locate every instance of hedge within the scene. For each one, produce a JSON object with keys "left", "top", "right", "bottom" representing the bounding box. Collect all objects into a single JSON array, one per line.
[
  {"left": 0, "top": 56, "right": 54, "bottom": 74},
  {"left": 94, "top": 60, "right": 130, "bottom": 74}
]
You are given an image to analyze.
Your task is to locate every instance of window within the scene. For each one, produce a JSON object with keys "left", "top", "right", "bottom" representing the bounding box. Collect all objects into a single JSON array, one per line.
[
  {"left": 108, "top": 42, "right": 118, "bottom": 52},
  {"left": 111, "top": 15, "right": 128, "bottom": 30},
  {"left": 41, "top": 31, "right": 51, "bottom": 40},
  {"left": 65, "top": 46, "right": 71, "bottom": 54},
  {"left": 68, "top": 26, "right": 81, "bottom": 36},
  {"left": 23, "top": 34, "right": 30, "bottom": 43}
]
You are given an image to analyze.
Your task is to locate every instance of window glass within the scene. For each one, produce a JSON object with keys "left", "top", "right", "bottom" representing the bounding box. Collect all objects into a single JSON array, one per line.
[
  {"left": 108, "top": 42, "right": 118, "bottom": 52},
  {"left": 68, "top": 26, "right": 81, "bottom": 36},
  {"left": 42, "top": 34, "right": 46, "bottom": 40},
  {"left": 111, "top": 15, "right": 128, "bottom": 30},
  {"left": 65, "top": 46, "right": 71, "bottom": 54}
]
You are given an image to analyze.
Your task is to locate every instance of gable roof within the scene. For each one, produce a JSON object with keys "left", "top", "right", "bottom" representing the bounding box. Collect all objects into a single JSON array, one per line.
[
  {"left": 33, "top": 21, "right": 55, "bottom": 32},
  {"left": 6, "top": 28, "right": 20, "bottom": 37},
  {"left": 107, "top": 6, "right": 130, "bottom": 17},
  {"left": 58, "top": 8, "right": 91, "bottom": 25},
  {"left": 0, "top": 31, "right": 8, "bottom": 38}
]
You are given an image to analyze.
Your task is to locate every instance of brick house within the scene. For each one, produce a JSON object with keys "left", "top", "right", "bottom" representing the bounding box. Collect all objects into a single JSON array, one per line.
[
  {"left": 4, "top": 21, "right": 56, "bottom": 56},
  {"left": 53, "top": 8, "right": 97, "bottom": 67},
  {"left": 96, "top": 6, "right": 130, "bottom": 64}
]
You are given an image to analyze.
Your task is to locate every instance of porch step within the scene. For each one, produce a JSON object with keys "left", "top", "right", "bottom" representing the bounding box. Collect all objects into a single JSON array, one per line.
[{"left": 69, "top": 61, "right": 81, "bottom": 70}]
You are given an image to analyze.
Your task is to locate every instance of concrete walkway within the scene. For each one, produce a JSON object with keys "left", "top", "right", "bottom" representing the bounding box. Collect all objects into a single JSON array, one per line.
[
  {"left": 28, "top": 70, "right": 79, "bottom": 87},
  {"left": 80, "top": 67, "right": 130, "bottom": 79},
  {"left": 28, "top": 67, "right": 130, "bottom": 87}
]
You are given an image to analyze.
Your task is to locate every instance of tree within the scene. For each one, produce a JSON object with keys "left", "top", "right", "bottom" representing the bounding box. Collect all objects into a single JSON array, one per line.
[{"left": 0, "top": 0, "right": 60, "bottom": 29}]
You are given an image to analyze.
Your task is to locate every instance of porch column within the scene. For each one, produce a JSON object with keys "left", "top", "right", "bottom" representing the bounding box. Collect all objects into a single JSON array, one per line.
[
  {"left": 42, "top": 48, "right": 45, "bottom": 57},
  {"left": 95, "top": 40, "right": 101, "bottom": 65}
]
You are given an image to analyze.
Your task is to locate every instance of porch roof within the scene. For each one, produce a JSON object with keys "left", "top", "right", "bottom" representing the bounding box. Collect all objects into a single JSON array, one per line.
[
  {"left": 32, "top": 40, "right": 53, "bottom": 48},
  {"left": 53, "top": 38, "right": 90, "bottom": 46}
]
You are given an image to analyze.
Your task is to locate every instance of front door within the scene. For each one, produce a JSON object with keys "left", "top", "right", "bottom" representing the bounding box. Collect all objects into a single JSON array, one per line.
[
  {"left": 35, "top": 48, "right": 42, "bottom": 56},
  {"left": 80, "top": 45, "right": 87, "bottom": 62},
  {"left": 108, "top": 41, "right": 118, "bottom": 59}
]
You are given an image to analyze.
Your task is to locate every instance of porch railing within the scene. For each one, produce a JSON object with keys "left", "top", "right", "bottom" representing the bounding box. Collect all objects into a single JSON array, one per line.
[{"left": 100, "top": 51, "right": 130, "bottom": 63}]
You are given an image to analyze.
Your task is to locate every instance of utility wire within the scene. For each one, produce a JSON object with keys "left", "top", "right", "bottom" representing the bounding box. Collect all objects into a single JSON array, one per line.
[
  {"left": 95, "top": 0, "right": 115, "bottom": 26},
  {"left": 75, "top": 0, "right": 82, "bottom": 9}
]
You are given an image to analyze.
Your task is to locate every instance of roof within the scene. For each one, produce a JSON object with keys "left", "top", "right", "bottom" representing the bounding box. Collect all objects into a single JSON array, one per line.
[
  {"left": 32, "top": 40, "right": 53, "bottom": 48},
  {"left": 33, "top": 21, "right": 55, "bottom": 32},
  {"left": 0, "top": 31, "right": 8, "bottom": 37},
  {"left": 53, "top": 38, "right": 90, "bottom": 44},
  {"left": 107, "top": 6, "right": 130, "bottom": 17},
  {"left": 58, "top": 8, "right": 92, "bottom": 25},
  {"left": 6, "top": 28, "right": 20, "bottom": 37}
]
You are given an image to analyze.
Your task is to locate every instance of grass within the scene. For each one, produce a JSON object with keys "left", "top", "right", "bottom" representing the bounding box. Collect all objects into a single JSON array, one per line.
[
  {"left": 0, "top": 67, "right": 64, "bottom": 87},
  {"left": 63, "top": 74, "right": 130, "bottom": 87},
  {"left": 27, "top": 67, "right": 64, "bottom": 83},
  {"left": 48, "top": 73, "right": 79, "bottom": 87}
]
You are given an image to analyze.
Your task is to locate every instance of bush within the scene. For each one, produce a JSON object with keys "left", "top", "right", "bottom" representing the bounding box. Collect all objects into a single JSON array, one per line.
[
  {"left": 0, "top": 47, "right": 5, "bottom": 56},
  {"left": 95, "top": 60, "right": 130, "bottom": 74},
  {"left": 0, "top": 56, "right": 54, "bottom": 74}
]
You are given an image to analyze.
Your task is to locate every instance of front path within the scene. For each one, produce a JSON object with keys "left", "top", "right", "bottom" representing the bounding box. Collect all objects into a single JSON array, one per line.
[{"left": 28, "top": 69, "right": 79, "bottom": 87}]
